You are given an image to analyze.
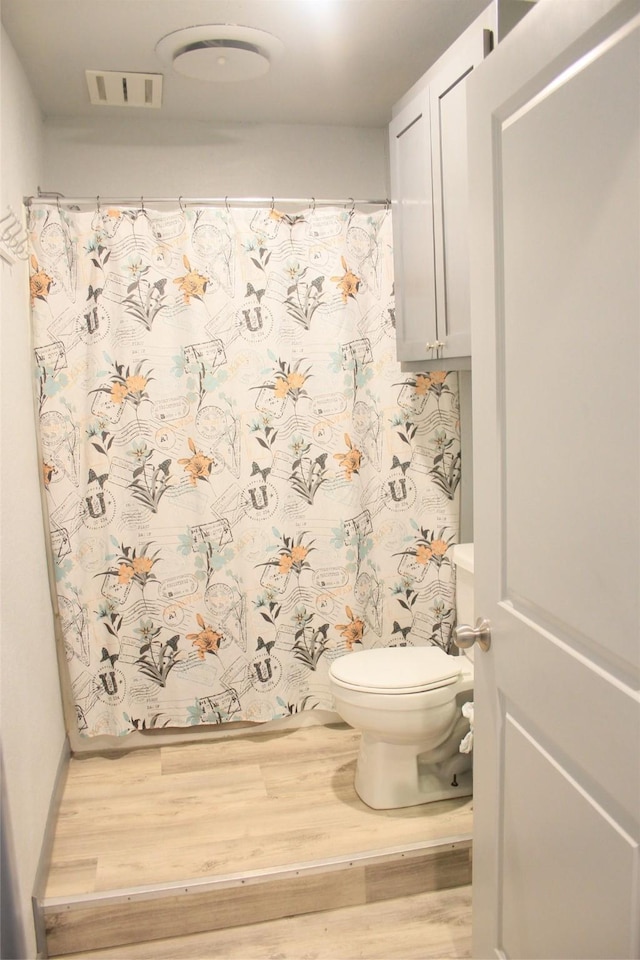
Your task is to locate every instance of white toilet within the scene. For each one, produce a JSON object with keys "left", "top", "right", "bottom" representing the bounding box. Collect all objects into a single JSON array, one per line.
[{"left": 328, "top": 544, "right": 475, "bottom": 810}]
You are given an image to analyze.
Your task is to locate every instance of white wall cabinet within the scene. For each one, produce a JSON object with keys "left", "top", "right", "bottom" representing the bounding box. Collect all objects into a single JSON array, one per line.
[{"left": 390, "top": 2, "right": 532, "bottom": 371}]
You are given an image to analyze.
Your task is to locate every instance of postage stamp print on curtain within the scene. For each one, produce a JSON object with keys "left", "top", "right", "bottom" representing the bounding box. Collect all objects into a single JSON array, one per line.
[{"left": 29, "top": 205, "right": 460, "bottom": 737}]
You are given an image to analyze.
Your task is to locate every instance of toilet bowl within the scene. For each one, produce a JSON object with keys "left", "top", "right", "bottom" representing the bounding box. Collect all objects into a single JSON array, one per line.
[
  {"left": 328, "top": 542, "right": 475, "bottom": 810},
  {"left": 329, "top": 646, "right": 473, "bottom": 809}
]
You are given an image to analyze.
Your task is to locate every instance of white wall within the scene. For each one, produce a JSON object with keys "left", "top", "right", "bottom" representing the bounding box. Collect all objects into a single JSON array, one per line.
[
  {"left": 43, "top": 116, "right": 389, "bottom": 200},
  {"left": 0, "top": 25, "right": 67, "bottom": 960}
]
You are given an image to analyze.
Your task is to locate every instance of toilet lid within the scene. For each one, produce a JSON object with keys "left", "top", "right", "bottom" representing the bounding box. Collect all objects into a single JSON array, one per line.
[{"left": 329, "top": 646, "right": 461, "bottom": 694}]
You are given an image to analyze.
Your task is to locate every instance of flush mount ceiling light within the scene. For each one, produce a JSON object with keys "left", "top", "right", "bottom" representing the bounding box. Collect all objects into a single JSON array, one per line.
[{"left": 155, "top": 25, "right": 284, "bottom": 83}]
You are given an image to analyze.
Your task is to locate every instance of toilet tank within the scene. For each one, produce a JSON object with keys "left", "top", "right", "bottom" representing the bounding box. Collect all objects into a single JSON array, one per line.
[{"left": 452, "top": 543, "right": 474, "bottom": 660}]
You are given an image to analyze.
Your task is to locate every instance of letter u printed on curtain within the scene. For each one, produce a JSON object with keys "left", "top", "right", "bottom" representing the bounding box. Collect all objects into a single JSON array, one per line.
[{"left": 28, "top": 205, "right": 461, "bottom": 737}]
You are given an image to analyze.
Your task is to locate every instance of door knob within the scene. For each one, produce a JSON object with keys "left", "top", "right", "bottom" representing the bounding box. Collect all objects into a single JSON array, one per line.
[{"left": 453, "top": 617, "right": 492, "bottom": 652}]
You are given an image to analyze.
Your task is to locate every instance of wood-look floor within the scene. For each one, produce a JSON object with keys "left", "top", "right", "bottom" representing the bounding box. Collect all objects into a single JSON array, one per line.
[
  {"left": 54, "top": 884, "right": 473, "bottom": 959},
  {"left": 46, "top": 722, "right": 473, "bottom": 898}
]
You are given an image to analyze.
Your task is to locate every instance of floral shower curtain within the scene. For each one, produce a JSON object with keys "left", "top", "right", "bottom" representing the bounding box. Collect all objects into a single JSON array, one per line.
[{"left": 28, "top": 203, "right": 460, "bottom": 738}]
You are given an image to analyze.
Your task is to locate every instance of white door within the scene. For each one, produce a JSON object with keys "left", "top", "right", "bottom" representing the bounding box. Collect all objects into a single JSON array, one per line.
[{"left": 466, "top": 1, "right": 640, "bottom": 957}]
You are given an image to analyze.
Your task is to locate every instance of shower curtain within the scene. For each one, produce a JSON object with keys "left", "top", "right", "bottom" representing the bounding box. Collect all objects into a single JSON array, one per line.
[{"left": 28, "top": 203, "right": 460, "bottom": 737}]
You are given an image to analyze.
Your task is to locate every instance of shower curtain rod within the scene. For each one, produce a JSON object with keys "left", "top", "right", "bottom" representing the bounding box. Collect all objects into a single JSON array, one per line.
[{"left": 24, "top": 192, "right": 390, "bottom": 210}]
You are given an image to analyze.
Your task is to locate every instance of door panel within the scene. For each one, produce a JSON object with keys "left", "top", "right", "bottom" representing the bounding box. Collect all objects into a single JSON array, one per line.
[
  {"left": 435, "top": 71, "right": 472, "bottom": 357},
  {"left": 494, "top": 616, "right": 639, "bottom": 826},
  {"left": 500, "top": 23, "right": 640, "bottom": 679},
  {"left": 467, "top": 2, "right": 640, "bottom": 957},
  {"left": 431, "top": 26, "right": 488, "bottom": 361},
  {"left": 501, "top": 713, "right": 637, "bottom": 959},
  {"left": 389, "top": 94, "right": 438, "bottom": 361}
]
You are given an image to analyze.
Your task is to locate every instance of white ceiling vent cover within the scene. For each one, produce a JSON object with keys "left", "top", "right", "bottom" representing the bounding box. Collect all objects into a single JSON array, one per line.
[
  {"left": 156, "top": 25, "right": 284, "bottom": 83},
  {"left": 86, "top": 71, "right": 163, "bottom": 108}
]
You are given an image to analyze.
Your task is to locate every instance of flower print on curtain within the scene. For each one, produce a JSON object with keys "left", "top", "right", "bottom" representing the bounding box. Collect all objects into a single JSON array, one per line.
[{"left": 29, "top": 203, "right": 461, "bottom": 738}]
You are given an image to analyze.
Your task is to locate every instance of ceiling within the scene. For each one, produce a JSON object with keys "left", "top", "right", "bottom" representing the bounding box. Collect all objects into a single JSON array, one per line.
[{"left": 1, "top": 0, "right": 489, "bottom": 127}]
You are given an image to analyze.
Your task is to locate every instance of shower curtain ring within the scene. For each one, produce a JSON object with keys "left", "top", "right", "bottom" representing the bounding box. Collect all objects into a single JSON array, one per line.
[
  {"left": 179, "top": 196, "right": 186, "bottom": 213},
  {"left": 270, "top": 196, "right": 275, "bottom": 213},
  {"left": 348, "top": 197, "right": 355, "bottom": 214},
  {"left": 225, "top": 197, "right": 230, "bottom": 213},
  {"left": 140, "top": 196, "right": 146, "bottom": 215},
  {"left": 96, "top": 195, "right": 101, "bottom": 215},
  {"left": 311, "top": 197, "right": 316, "bottom": 212}
]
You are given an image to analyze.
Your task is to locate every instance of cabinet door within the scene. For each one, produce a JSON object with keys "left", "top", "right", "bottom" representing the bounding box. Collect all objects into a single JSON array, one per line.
[
  {"left": 430, "top": 26, "right": 491, "bottom": 361},
  {"left": 389, "top": 90, "right": 437, "bottom": 362}
]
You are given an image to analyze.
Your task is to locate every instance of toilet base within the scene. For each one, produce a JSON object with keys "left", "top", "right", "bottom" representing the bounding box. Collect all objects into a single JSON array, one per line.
[{"left": 354, "top": 729, "right": 473, "bottom": 810}]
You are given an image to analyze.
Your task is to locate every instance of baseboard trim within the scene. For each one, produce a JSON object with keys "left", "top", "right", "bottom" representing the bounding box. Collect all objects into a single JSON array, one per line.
[{"left": 32, "top": 737, "right": 70, "bottom": 959}]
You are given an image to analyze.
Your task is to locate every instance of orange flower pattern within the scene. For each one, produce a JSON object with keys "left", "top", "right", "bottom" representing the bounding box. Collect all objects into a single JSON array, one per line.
[
  {"left": 431, "top": 539, "right": 449, "bottom": 557},
  {"left": 110, "top": 382, "right": 128, "bottom": 404},
  {"left": 174, "top": 255, "right": 208, "bottom": 304},
  {"left": 414, "top": 371, "right": 447, "bottom": 396},
  {"left": 266, "top": 533, "right": 315, "bottom": 579},
  {"left": 336, "top": 606, "right": 365, "bottom": 650},
  {"left": 331, "top": 257, "right": 361, "bottom": 302},
  {"left": 274, "top": 378, "right": 289, "bottom": 398},
  {"left": 29, "top": 206, "right": 459, "bottom": 738},
  {"left": 118, "top": 563, "right": 134, "bottom": 584},
  {"left": 29, "top": 255, "right": 53, "bottom": 305},
  {"left": 125, "top": 374, "right": 148, "bottom": 394},
  {"left": 42, "top": 461, "right": 56, "bottom": 486},
  {"left": 179, "top": 437, "right": 213, "bottom": 485},
  {"left": 414, "top": 375, "right": 431, "bottom": 396},
  {"left": 396, "top": 528, "right": 454, "bottom": 575},
  {"left": 101, "top": 544, "right": 160, "bottom": 591},
  {"left": 415, "top": 544, "right": 432, "bottom": 565},
  {"left": 267, "top": 361, "right": 310, "bottom": 404},
  {"left": 187, "top": 614, "right": 223, "bottom": 659},
  {"left": 334, "top": 434, "right": 362, "bottom": 479}
]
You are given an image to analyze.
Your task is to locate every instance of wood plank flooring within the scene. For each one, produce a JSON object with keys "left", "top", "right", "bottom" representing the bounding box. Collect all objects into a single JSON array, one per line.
[
  {"left": 42, "top": 722, "right": 473, "bottom": 956},
  {"left": 46, "top": 723, "right": 473, "bottom": 897},
  {"left": 54, "top": 884, "right": 473, "bottom": 959}
]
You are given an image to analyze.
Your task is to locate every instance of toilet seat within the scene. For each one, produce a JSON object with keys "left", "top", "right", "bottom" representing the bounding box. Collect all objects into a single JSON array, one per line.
[{"left": 329, "top": 646, "right": 461, "bottom": 695}]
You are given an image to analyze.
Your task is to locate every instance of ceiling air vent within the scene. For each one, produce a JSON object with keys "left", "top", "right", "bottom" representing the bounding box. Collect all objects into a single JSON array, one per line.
[{"left": 85, "top": 70, "right": 163, "bottom": 108}]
